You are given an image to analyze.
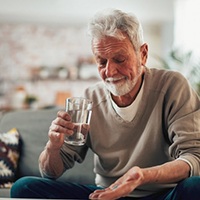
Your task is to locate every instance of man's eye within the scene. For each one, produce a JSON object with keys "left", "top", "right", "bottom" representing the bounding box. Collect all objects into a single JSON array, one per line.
[
  {"left": 99, "top": 60, "right": 107, "bottom": 67},
  {"left": 114, "top": 58, "right": 126, "bottom": 63}
]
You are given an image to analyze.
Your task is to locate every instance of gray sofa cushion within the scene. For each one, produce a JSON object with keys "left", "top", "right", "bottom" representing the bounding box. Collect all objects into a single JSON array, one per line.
[{"left": 0, "top": 108, "right": 58, "bottom": 178}]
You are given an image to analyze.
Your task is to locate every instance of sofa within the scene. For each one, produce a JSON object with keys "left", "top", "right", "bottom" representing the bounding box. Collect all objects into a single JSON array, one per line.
[{"left": 0, "top": 108, "right": 95, "bottom": 197}]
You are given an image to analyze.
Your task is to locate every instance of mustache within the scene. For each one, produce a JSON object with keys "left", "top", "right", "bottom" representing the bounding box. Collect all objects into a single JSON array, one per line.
[{"left": 105, "top": 76, "right": 127, "bottom": 82}]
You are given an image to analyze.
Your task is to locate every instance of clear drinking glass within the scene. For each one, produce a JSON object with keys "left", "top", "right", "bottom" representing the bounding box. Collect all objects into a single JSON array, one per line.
[{"left": 65, "top": 97, "right": 92, "bottom": 146}]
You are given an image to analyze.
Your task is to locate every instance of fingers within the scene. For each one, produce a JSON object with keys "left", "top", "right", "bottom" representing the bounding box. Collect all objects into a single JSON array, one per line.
[
  {"left": 57, "top": 110, "right": 71, "bottom": 120},
  {"left": 50, "top": 118, "right": 73, "bottom": 134},
  {"left": 89, "top": 187, "right": 122, "bottom": 200},
  {"left": 48, "top": 110, "right": 75, "bottom": 146},
  {"left": 89, "top": 183, "right": 132, "bottom": 200},
  {"left": 89, "top": 167, "right": 143, "bottom": 199},
  {"left": 49, "top": 111, "right": 74, "bottom": 135},
  {"left": 48, "top": 130, "right": 65, "bottom": 147}
]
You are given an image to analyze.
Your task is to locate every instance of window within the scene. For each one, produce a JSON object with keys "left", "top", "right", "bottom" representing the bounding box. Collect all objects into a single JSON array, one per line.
[{"left": 174, "top": 0, "right": 200, "bottom": 57}]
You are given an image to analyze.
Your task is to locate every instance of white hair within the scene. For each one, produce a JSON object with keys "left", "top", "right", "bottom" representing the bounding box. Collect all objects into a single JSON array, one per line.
[{"left": 88, "top": 9, "right": 144, "bottom": 51}]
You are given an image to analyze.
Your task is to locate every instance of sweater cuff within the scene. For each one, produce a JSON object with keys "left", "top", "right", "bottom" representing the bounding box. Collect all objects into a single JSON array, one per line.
[{"left": 176, "top": 157, "right": 193, "bottom": 177}]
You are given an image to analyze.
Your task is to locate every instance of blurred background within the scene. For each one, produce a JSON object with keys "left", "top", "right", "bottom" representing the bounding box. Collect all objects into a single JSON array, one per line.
[{"left": 0, "top": 0, "right": 199, "bottom": 111}]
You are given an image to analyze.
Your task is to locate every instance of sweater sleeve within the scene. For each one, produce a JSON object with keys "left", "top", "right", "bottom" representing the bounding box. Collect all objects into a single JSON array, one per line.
[
  {"left": 166, "top": 72, "right": 200, "bottom": 176},
  {"left": 60, "top": 143, "right": 89, "bottom": 170}
]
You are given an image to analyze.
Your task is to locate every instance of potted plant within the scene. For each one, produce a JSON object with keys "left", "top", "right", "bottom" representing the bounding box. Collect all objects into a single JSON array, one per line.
[
  {"left": 156, "top": 48, "right": 200, "bottom": 95},
  {"left": 24, "top": 95, "right": 38, "bottom": 109}
]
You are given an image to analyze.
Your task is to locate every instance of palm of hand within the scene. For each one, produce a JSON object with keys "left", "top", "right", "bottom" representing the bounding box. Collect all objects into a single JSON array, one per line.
[{"left": 89, "top": 166, "right": 144, "bottom": 200}]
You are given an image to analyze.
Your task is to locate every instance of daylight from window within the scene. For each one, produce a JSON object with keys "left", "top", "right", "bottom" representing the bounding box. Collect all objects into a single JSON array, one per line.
[{"left": 174, "top": 0, "right": 200, "bottom": 57}]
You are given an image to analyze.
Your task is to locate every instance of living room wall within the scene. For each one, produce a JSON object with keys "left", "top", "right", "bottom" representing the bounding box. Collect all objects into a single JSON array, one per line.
[
  {"left": 0, "top": 22, "right": 173, "bottom": 110},
  {"left": 0, "top": 23, "right": 97, "bottom": 109}
]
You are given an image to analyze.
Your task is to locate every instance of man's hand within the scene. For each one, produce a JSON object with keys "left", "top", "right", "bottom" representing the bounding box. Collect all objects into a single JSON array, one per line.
[
  {"left": 89, "top": 159, "right": 191, "bottom": 200},
  {"left": 39, "top": 110, "right": 75, "bottom": 178},
  {"left": 48, "top": 110, "right": 75, "bottom": 149},
  {"left": 89, "top": 166, "right": 144, "bottom": 200}
]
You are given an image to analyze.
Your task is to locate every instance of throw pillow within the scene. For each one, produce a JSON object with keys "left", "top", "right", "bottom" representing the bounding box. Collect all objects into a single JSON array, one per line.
[{"left": 0, "top": 128, "right": 20, "bottom": 188}]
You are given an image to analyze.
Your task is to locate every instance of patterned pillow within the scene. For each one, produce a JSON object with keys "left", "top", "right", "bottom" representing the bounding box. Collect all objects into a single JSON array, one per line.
[{"left": 0, "top": 128, "right": 20, "bottom": 188}]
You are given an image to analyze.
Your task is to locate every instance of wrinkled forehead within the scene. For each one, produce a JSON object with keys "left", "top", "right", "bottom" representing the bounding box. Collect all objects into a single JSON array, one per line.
[
  {"left": 92, "top": 35, "right": 134, "bottom": 58},
  {"left": 91, "top": 31, "right": 135, "bottom": 51}
]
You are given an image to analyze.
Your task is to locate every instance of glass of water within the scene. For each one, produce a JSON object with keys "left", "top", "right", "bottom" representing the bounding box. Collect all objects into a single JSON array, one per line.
[{"left": 65, "top": 97, "right": 92, "bottom": 146}]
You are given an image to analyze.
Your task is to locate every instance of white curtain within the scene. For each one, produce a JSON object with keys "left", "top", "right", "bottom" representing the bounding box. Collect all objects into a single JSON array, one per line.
[
  {"left": 174, "top": 0, "right": 200, "bottom": 57},
  {"left": 173, "top": 0, "right": 200, "bottom": 92}
]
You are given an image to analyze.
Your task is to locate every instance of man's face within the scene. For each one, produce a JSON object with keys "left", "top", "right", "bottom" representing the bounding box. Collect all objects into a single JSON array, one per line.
[{"left": 92, "top": 34, "right": 147, "bottom": 96}]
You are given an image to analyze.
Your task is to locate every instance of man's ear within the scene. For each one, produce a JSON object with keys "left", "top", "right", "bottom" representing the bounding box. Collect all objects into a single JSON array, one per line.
[{"left": 140, "top": 43, "right": 148, "bottom": 66}]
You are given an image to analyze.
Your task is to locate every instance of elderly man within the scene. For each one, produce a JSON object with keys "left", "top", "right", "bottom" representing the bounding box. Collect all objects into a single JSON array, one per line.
[{"left": 11, "top": 9, "right": 200, "bottom": 200}]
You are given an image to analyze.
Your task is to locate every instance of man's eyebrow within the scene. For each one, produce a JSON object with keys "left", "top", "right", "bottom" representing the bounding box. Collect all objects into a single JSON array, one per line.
[{"left": 113, "top": 50, "right": 127, "bottom": 55}]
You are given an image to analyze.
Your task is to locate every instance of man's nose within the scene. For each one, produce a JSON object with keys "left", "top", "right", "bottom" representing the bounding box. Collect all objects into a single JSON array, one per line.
[{"left": 105, "top": 61, "right": 117, "bottom": 77}]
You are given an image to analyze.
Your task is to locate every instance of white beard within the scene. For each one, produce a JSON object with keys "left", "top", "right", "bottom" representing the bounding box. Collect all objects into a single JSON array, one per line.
[{"left": 104, "top": 67, "right": 143, "bottom": 96}]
